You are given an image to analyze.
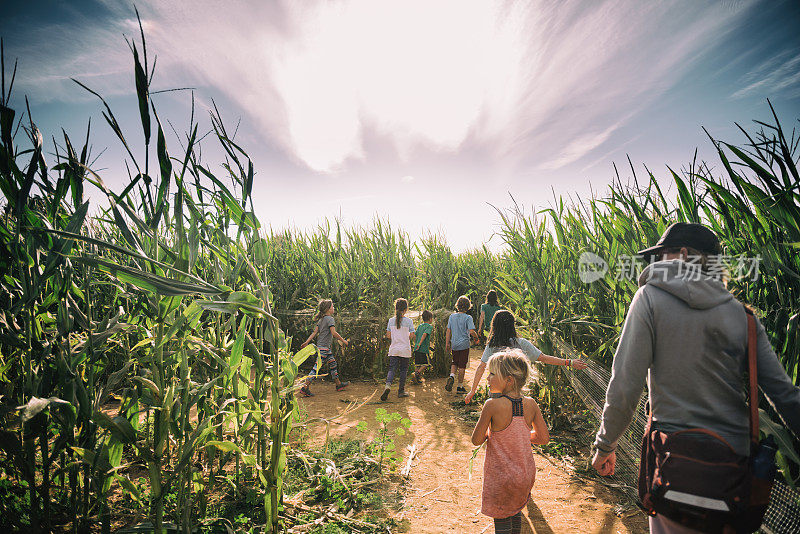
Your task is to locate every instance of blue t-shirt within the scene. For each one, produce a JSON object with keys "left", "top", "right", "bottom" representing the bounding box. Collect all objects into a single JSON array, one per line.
[
  {"left": 447, "top": 312, "right": 475, "bottom": 351},
  {"left": 481, "top": 337, "right": 542, "bottom": 363}
]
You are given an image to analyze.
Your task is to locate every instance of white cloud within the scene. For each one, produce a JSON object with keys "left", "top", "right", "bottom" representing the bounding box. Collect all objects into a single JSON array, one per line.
[
  {"left": 401, "top": 175, "right": 415, "bottom": 183},
  {"left": 540, "top": 121, "right": 625, "bottom": 170},
  {"left": 7, "top": 21, "right": 135, "bottom": 102},
  {"left": 731, "top": 51, "right": 800, "bottom": 100},
  {"left": 11, "top": 0, "right": 754, "bottom": 173}
]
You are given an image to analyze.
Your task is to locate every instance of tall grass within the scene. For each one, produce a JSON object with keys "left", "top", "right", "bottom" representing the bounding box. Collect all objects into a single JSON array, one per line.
[
  {"left": 2, "top": 15, "right": 797, "bottom": 533},
  {"left": 496, "top": 107, "right": 800, "bottom": 470},
  {"left": 0, "top": 26, "right": 316, "bottom": 533}
]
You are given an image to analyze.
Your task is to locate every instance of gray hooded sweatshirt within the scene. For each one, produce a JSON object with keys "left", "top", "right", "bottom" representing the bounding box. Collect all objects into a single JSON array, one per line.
[{"left": 594, "top": 259, "right": 800, "bottom": 457}]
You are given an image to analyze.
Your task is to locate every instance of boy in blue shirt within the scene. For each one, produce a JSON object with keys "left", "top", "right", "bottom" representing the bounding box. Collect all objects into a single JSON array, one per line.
[{"left": 445, "top": 295, "right": 478, "bottom": 394}]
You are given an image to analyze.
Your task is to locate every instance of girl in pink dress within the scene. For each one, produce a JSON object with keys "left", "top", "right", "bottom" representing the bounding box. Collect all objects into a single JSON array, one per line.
[{"left": 471, "top": 349, "right": 549, "bottom": 534}]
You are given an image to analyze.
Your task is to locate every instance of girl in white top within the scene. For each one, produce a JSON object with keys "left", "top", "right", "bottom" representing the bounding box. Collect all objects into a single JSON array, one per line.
[{"left": 381, "top": 298, "right": 416, "bottom": 401}]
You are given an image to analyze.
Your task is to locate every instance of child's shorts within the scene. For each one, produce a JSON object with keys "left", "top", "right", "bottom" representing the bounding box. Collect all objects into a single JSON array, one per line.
[
  {"left": 413, "top": 351, "right": 430, "bottom": 365},
  {"left": 451, "top": 348, "right": 470, "bottom": 369}
]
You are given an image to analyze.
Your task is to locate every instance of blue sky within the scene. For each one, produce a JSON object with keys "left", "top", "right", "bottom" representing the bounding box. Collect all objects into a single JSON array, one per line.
[{"left": 3, "top": 0, "right": 800, "bottom": 252}]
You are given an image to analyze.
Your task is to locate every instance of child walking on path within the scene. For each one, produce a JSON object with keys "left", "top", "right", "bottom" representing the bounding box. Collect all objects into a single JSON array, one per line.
[
  {"left": 465, "top": 310, "right": 587, "bottom": 403},
  {"left": 299, "top": 299, "right": 349, "bottom": 396},
  {"left": 446, "top": 295, "right": 479, "bottom": 394},
  {"left": 411, "top": 310, "right": 434, "bottom": 383},
  {"left": 478, "top": 290, "right": 502, "bottom": 341},
  {"left": 471, "top": 350, "right": 549, "bottom": 534},
  {"left": 381, "top": 298, "right": 416, "bottom": 401}
]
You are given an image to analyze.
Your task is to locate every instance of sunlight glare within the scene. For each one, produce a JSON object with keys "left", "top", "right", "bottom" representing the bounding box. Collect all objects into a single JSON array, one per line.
[{"left": 270, "top": 0, "right": 526, "bottom": 172}]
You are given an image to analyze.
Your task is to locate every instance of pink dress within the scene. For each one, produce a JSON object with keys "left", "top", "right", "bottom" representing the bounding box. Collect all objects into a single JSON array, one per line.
[{"left": 481, "top": 396, "right": 537, "bottom": 519}]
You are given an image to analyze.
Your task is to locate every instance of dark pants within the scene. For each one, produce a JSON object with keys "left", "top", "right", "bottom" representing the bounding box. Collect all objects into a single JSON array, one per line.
[
  {"left": 494, "top": 512, "right": 521, "bottom": 534},
  {"left": 385, "top": 356, "right": 410, "bottom": 391}
]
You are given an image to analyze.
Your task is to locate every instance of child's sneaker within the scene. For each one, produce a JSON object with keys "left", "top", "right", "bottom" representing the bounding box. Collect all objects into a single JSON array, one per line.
[
  {"left": 445, "top": 375, "right": 454, "bottom": 392},
  {"left": 456, "top": 386, "right": 467, "bottom": 394},
  {"left": 411, "top": 371, "right": 421, "bottom": 384},
  {"left": 299, "top": 386, "right": 314, "bottom": 397},
  {"left": 335, "top": 381, "right": 350, "bottom": 391},
  {"left": 380, "top": 387, "right": 390, "bottom": 401},
  {"left": 398, "top": 390, "right": 409, "bottom": 398}
]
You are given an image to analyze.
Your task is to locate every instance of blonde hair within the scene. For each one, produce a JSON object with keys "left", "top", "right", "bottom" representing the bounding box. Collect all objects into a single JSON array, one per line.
[
  {"left": 455, "top": 295, "right": 471, "bottom": 312},
  {"left": 394, "top": 298, "right": 408, "bottom": 328},
  {"left": 315, "top": 299, "right": 333, "bottom": 321},
  {"left": 487, "top": 349, "right": 530, "bottom": 392}
]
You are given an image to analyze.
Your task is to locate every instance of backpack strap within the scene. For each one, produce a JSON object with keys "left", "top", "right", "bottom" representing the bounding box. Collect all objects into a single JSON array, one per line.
[
  {"left": 744, "top": 305, "right": 759, "bottom": 449},
  {"left": 490, "top": 393, "right": 524, "bottom": 416}
]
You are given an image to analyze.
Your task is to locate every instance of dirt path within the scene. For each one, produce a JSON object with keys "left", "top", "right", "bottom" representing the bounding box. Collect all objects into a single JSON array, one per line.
[{"left": 297, "top": 349, "right": 648, "bottom": 533}]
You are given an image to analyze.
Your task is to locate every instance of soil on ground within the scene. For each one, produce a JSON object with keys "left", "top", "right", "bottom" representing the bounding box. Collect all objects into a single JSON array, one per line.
[{"left": 297, "top": 348, "right": 648, "bottom": 533}]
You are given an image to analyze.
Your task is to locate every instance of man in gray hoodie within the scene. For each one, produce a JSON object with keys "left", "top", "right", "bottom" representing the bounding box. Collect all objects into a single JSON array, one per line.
[{"left": 591, "top": 223, "right": 800, "bottom": 532}]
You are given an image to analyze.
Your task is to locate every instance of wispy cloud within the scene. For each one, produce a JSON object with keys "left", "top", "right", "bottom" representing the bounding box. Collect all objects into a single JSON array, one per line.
[
  {"left": 10, "top": 0, "right": 755, "bottom": 174},
  {"left": 731, "top": 51, "right": 800, "bottom": 100},
  {"left": 540, "top": 121, "right": 626, "bottom": 170},
  {"left": 6, "top": 21, "right": 134, "bottom": 102}
]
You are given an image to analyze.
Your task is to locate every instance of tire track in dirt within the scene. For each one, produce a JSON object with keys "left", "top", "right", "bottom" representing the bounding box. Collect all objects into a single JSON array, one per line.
[{"left": 298, "top": 349, "right": 647, "bottom": 533}]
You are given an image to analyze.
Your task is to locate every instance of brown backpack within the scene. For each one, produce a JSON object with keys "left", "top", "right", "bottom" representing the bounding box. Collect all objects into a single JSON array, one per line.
[{"left": 637, "top": 306, "right": 775, "bottom": 533}]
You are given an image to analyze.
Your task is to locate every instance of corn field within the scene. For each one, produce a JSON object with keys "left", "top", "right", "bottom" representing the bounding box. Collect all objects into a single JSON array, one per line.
[
  {"left": 0, "top": 32, "right": 505, "bottom": 532},
  {"left": 0, "top": 30, "right": 321, "bottom": 532},
  {"left": 495, "top": 107, "right": 800, "bottom": 481},
  {"left": 1, "top": 19, "right": 799, "bottom": 534}
]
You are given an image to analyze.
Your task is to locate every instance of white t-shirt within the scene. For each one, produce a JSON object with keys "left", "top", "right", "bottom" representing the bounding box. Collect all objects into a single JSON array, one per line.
[{"left": 387, "top": 316, "right": 415, "bottom": 358}]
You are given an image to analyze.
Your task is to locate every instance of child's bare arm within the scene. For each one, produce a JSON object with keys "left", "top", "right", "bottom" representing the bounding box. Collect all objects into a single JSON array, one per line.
[
  {"left": 537, "top": 353, "right": 587, "bottom": 369},
  {"left": 465, "top": 361, "right": 487, "bottom": 403},
  {"left": 445, "top": 328, "right": 452, "bottom": 351},
  {"left": 385, "top": 329, "right": 391, "bottom": 339},
  {"left": 471, "top": 400, "right": 495, "bottom": 446},
  {"left": 416, "top": 332, "right": 429, "bottom": 349},
  {"left": 529, "top": 400, "right": 549, "bottom": 445},
  {"left": 469, "top": 328, "right": 479, "bottom": 343},
  {"left": 301, "top": 326, "right": 319, "bottom": 348},
  {"left": 409, "top": 331, "right": 416, "bottom": 344},
  {"left": 330, "top": 326, "right": 348, "bottom": 346}
]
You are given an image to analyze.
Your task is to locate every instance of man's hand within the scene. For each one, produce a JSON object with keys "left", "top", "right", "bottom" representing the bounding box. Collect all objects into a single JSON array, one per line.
[{"left": 591, "top": 450, "right": 616, "bottom": 476}]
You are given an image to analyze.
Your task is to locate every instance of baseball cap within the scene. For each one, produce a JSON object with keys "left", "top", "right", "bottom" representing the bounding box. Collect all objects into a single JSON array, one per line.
[{"left": 637, "top": 222, "right": 722, "bottom": 258}]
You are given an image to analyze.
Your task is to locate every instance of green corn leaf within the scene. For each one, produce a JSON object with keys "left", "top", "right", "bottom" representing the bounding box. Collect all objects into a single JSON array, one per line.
[
  {"left": 205, "top": 440, "right": 257, "bottom": 466},
  {"left": 132, "top": 43, "right": 150, "bottom": 147},
  {"left": 71, "top": 255, "right": 223, "bottom": 296},
  {"left": 132, "top": 376, "right": 161, "bottom": 401},
  {"left": 17, "top": 396, "right": 71, "bottom": 423},
  {"left": 759, "top": 408, "right": 800, "bottom": 468},
  {"left": 292, "top": 345, "right": 317, "bottom": 367},
  {"left": 151, "top": 110, "right": 171, "bottom": 228},
  {"left": 92, "top": 411, "right": 138, "bottom": 444},
  {"left": 229, "top": 316, "right": 248, "bottom": 376},
  {"left": 114, "top": 474, "right": 143, "bottom": 504}
]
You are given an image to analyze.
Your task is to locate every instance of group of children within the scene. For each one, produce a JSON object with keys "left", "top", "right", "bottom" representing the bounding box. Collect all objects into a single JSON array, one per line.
[{"left": 297, "top": 291, "right": 587, "bottom": 534}]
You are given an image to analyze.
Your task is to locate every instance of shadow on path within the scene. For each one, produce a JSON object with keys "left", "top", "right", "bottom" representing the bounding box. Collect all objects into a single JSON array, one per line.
[{"left": 521, "top": 500, "right": 556, "bottom": 534}]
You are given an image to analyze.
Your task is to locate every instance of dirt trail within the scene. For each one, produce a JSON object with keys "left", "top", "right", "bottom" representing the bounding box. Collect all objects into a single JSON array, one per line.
[{"left": 297, "top": 349, "right": 647, "bottom": 533}]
